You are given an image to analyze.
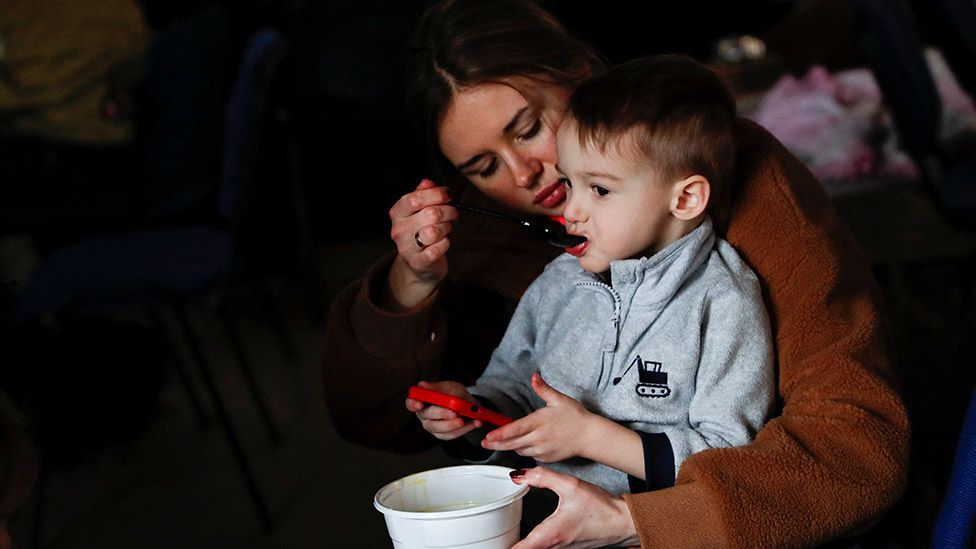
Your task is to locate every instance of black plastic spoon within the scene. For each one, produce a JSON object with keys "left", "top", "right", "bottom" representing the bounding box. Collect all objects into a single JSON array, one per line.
[{"left": 452, "top": 202, "right": 586, "bottom": 248}]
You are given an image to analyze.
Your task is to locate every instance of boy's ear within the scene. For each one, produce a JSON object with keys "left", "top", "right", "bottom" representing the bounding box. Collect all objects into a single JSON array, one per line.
[{"left": 671, "top": 175, "right": 710, "bottom": 220}]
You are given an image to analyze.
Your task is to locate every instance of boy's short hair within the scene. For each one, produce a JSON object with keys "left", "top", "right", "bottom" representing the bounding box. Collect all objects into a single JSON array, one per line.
[{"left": 569, "top": 54, "right": 737, "bottom": 207}]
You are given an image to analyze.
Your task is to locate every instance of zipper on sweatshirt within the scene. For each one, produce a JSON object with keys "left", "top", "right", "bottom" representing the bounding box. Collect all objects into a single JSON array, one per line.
[{"left": 575, "top": 279, "right": 621, "bottom": 388}]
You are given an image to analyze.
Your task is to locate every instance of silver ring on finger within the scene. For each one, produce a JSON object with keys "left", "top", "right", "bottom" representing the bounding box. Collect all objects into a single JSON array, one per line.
[{"left": 414, "top": 231, "right": 426, "bottom": 249}]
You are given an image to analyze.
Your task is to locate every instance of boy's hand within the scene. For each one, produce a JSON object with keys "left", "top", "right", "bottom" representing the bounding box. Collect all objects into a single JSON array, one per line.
[
  {"left": 480, "top": 373, "right": 594, "bottom": 462},
  {"left": 405, "top": 380, "right": 483, "bottom": 440}
]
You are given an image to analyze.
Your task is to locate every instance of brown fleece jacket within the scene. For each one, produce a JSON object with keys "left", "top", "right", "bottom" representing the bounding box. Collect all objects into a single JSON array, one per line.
[{"left": 322, "top": 119, "right": 909, "bottom": 547}]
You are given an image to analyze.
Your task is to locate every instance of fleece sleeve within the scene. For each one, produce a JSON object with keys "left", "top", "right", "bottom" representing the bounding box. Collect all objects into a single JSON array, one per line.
[
  {"left": 322, "top": 253, "right": 448, "bottom": 453},
  {"left": 0, "top": 397, "right": 38, "bottom": 527}
]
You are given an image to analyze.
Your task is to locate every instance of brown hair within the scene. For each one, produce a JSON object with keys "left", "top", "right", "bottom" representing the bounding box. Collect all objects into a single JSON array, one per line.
[
  {"left": 569, "top": 54, "right": 737, "bottom": 209},
  {"left": 406, "top": 0, "right": 605, "bottom": 186}
]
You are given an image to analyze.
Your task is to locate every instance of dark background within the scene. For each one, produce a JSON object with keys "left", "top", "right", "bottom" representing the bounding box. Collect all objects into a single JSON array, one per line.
[{"left": 1, "top": 0, "right": 974, "bottom": 547}]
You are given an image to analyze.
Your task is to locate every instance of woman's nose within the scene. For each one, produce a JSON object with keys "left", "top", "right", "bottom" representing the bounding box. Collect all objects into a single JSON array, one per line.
[{"left": 510, "top": 154, "right": 542, "bottom": 188}]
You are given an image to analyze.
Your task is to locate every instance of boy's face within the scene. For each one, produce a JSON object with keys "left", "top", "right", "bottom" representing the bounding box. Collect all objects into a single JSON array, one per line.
[{"left": 556, "top": 119, "right": 678, "bottom": 274}]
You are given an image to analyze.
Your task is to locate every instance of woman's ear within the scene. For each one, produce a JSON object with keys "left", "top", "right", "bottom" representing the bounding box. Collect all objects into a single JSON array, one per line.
[{"left": 671, "top": 175, "right": 710, "bottom": 221}]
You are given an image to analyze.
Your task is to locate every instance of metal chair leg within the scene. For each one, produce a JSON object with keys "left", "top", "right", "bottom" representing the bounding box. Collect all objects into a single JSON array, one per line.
[
  {"left": 287, "top": 138, "right": 326, "bottom": 321},
  {"left": 173, "top": 301, "right": 274, "bottom": 532},
  {"left": 216, "top": 304, "right": 283, "bottom": 445},
  {"left": 28, "top": 453, "right": 48, "bottom": 549},
  {"left": 245, "top": 277, "right": 298, "bottom": 362},
  {"left": 152, "top": 308, "right": 211, "bottom": 430}
]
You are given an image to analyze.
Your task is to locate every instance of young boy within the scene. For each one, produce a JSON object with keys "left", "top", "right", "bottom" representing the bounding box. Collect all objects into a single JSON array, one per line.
[{"left": 410, "top": 54, "right": 774, "bottom": 495}]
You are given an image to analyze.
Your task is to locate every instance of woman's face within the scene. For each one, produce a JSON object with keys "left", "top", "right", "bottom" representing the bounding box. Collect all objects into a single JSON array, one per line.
[{"left": 438, "top": 80, "right": 571, "bottom": 216}]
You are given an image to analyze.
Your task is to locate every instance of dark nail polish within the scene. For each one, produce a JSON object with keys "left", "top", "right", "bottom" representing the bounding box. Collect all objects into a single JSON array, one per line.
[{"left": 509, "top": 469, "right": 526, "bottom": 480}]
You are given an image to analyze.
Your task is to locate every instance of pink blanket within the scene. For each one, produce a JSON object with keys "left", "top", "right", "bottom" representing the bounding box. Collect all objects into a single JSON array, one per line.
[{"left": 746, "top": 49, "right": 976, "bottom": 183}]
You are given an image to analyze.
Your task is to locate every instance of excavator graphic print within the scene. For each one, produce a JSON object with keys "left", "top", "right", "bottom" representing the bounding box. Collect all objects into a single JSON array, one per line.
[{"left": 611, "top": 354, "right": 671, "bottom": 398}]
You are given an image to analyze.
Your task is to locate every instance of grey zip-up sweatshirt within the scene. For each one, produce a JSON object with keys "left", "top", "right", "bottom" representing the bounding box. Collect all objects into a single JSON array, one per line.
[{"left": 471, "top": 218, "right": 774, "bottom": 495}]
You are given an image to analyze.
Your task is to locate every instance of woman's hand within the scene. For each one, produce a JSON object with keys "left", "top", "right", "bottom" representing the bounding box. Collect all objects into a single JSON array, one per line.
[
  {"left": 406, "top": 380, "right": 482, "bottom": 440},
  {"left": 511, "top": 467, "right": 639, "bottom": 548},
  {"left": 385, "top": 179, "right": 458, "bottom": 310},
  {"left": 481, "top": 373, "right": 594, "bottom": 463}
]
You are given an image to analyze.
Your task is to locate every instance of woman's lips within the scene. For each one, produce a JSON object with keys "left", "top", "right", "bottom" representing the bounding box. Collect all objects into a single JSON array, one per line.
[
  {"left": 534, "top": 181, "right": 566, "bottom": 208},
  {"left": 564, "top": 239, "right": 588, "bottom": 256}
]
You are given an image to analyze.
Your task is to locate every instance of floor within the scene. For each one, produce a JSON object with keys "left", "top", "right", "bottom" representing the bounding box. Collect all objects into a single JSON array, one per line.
[
  {"left": 3, "top": 235, "right": 457, "bottom": 549},
  {"left": 2, "top": 183, "right": 975, "bottom": 549}
]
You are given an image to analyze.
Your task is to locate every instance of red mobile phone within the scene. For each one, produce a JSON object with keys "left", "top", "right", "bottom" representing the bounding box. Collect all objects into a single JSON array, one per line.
[{"left": 408, "top": 386, "right": 513, "bottom": 426}]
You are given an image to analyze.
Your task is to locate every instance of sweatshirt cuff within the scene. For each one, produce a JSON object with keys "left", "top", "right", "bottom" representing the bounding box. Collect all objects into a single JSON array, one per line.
[
  {"left": 628, "top": 431, "right": 675, "bottom": 493},
  {"left": 349, "top": 253, "right": 440, "bottom": 359}
]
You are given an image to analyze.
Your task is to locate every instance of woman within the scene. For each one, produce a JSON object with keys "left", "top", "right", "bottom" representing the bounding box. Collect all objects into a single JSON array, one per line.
[{"left": 322, "top": 0, "right": 910, "bottom": 546}]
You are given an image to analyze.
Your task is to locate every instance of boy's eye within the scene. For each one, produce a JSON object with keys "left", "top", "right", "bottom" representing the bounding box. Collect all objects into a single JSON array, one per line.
[
  {"left": 559, "top": 177, "right": 572, "bottom": 189},
  {"left": 519, "top": 119, "right": 542, "bottom": 141},
  {"left": 478, "top": 158, "right": 499, "bottom": 178},
  {"left": 593, "top": 185, "right": 609, "bottom": 196}
]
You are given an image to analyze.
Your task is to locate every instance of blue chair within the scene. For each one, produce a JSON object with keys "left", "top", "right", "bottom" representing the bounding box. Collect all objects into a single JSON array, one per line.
[
  {"left": 6, "top": 27, "right": 291, "bottom": 532},
  {"left": 931, "top": 387, "right": 976, "bottom": 548},
  {"left": 138, "top": 4, "right": 228, "bottom": 222}
]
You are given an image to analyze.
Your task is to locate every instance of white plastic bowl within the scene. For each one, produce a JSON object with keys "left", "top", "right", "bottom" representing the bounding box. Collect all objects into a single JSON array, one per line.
[{"left": 373, "top": 465, "right": 530, "bottom": 549}]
